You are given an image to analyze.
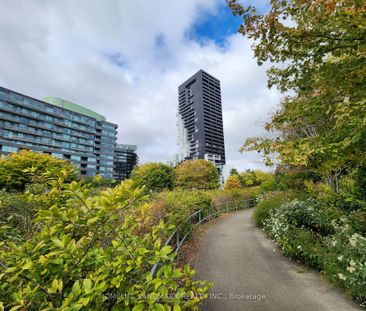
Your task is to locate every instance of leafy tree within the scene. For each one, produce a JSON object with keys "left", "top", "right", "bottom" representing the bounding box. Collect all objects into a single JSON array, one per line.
[
  {"left": 224, "top": 175, "right": 242, "bottom": 190},
  {"left": 0, "top": 150, "right": 78, "bottom": 191},
  {"left": 240, "top": 170, "right": 257, "bottom": 187},
  {"left": 254, "top": 170, "right": 275, "bottom": 185},
  {"left": 131, "top": 162, "right": 175, "bottom": 192},
  {"left": 229, "top": 168, "right": 239, "bottom": 176},
  {"left": 0, "top": 173, "right": 211, "bottom": 310},
  {"left": 175, "top": 160, "right": 219, "bottom": 190},
  {"left": 228, "top": 0, "right": 366, "bottom": 191}
]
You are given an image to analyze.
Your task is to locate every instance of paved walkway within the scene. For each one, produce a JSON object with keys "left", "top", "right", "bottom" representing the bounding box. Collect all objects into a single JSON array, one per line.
[{"left": 194, "top": 209, "right": 362, "bottom": 311}]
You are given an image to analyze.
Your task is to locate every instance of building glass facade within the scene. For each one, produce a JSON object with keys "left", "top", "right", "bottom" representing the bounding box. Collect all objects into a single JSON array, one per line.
[
  {"left": 113, "top": 144, "right": 138, "bottom": 181},
  {"left": 0, "top": 86, "right": 117, "bottom": 178}
]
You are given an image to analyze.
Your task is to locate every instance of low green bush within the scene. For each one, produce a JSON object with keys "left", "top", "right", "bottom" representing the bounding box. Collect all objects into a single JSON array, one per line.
[
  {"left": 349, "top": 209, "right": 366, "bottom": 234},
  {"left": 0, "top": 150, "right": 78, "bottom": 191},
  {"left": 260, "top": 180, "right": 278, "bottom": 192},
  {"left": 253, "top": 191, "right": 297, "bottom": 228},
  {"left": 207, "top": 187, "right": 260, "bottom": 205},
  {"left": 274, "top": 167, "right": 321, "bottom": 191},
  {"left": 175, "top": 160, "right": 219, "bottom": 190},
  {"left": 151, "top": 190, "right": 213, "bottom": 240},
  {"left": 0, "top": 174, "right": 211, "bottom": 310},
  {"left": 263, "top": 199, "right": 366, "bottom": 306}
]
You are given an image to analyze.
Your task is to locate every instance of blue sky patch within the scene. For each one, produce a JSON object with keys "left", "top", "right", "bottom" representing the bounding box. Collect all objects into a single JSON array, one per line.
[
  {"left": 186, "top": 3, "right": 243, "bottom": 47},
  {"left": 105, "top": 52, "right": 129, "bottom": 69},
  {"left": 155, "top": 33, "right": 166, "bottom": 49}
]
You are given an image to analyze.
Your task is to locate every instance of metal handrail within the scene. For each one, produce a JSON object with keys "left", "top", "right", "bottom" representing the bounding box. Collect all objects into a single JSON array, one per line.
[{"left": 150, "top": 198, "right": 255, "bottom": 277}]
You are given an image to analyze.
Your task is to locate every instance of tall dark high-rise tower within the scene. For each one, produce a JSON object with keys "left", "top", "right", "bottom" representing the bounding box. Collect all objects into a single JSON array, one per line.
[{"left": 177, "top": 69, "right": 225, "bottom": 173}]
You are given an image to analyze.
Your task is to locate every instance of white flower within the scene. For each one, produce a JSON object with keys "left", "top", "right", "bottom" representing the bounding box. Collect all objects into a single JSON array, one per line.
[
  {"left": 338, "top": 273, "right": 347, "bottom": 280},
  {"left": 338, "top": 255, "right": 344, "bottom": 262},
  {"left": 297, "top": 245, "right": 302, "bottom": 250},
  {"left": 331, "top": 240, "right": 337, "bottom": 247},
  {"left": 349, "top": 233, "right": 362, "bottom": 247},
  {"left": 349, "top": 239, "right": 356, "bottom": 247},
  {"left": 347, "top": 266, "right": 356, "bottom": 273},
  {"left": 349, "top": 260, "right": 356, "bottom": 267}
]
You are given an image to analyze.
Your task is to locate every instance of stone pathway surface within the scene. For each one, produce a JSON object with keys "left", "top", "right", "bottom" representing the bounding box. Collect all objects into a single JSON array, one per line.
[{"left": 194, "top": 209, "right": 362, "bottom": 311}]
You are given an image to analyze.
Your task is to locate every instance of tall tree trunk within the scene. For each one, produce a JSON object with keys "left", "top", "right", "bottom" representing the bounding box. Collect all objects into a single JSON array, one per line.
[{"left": 325, "top": 169, "right": 343, "bottom": 193}]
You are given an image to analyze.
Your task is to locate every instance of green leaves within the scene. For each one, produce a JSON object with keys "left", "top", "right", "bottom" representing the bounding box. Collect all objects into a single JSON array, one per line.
[
  {"left": 82, "top": 279, "right": 92, "bottom": 294},
  {"left": 131, "top": 163, "right": 175, "bottom": 192},
  {"left": 48, "top": 279, "right": 63, "bottom": 294},
  {"left": 0, "top": 178, "right": 212, "bottom": 310},
  {"left": 160, "top": 246, "right": 172, "bottom": 260},
  {"left": 51, "top": 238, "right": 64, "bottom": 249},
  {"left": 21, "top": 261, "right": 33, "bottom": 270},
  {"left": 230, "top": 0, "right": 366, "bottom": 188},
  {"left": 0, "top": 150, "right": 78, "bottom": 191},
  {"left": 262, "top": 198, "right": 366, "bottom": 305},
  {"left": 175, "top": 160, "right": 220, "bottom": 190}
]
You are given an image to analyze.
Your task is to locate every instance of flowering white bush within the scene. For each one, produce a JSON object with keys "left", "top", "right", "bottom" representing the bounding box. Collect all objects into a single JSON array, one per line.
[{"left": 262, "top": 199, "right": 366, "bottom": 306}]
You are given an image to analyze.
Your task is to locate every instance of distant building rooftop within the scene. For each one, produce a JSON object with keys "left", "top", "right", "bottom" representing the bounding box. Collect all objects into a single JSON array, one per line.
[
  {"left": 43, "top": 97, "right": 106, "bottom": 121},
  {"left": 116, "top": 144, "right": 137, "bottom": 151}
]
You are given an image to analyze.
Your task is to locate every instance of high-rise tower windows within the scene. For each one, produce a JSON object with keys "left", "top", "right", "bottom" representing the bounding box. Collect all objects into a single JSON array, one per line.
[{"left": 177, "top": 70, "right": 226, "bottom": 175}]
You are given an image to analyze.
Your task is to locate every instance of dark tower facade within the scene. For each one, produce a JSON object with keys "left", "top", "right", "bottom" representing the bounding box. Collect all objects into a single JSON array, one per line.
[
  {"left": 177, "top": 70, "right": 225, "bottom": 172},
  {"left": 113, "top": 144, "right": 138, "bottom": 181}
]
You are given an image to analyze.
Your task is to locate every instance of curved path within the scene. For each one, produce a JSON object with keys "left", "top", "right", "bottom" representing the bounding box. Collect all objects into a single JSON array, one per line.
[{"left": 194, "top": 209, "right": 362, "bottom": 311}]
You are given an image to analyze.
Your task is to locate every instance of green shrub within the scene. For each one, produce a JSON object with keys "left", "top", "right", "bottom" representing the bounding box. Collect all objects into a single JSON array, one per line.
[
  {"left": 0, "top": 174, "right": 211, "bottom": 310},
  {"left": 274, "top": 167, "right": 320, "bottom": 191},
  {"left": 238, "top": 170, "right": 274, "bottom": 188},
  {"left": 281, "top": 226, "right": 325, "bottom": 268},
  {"left": 263, "top": 199, "right": 366, "bottom": 305},
  {"left": 224, "top": 175, "right": 242, "bottom": 190},
  {"left": 82, "top": 175, "right": 117, "bottom": 189},
  {"left": 0, "top": 150, "right": 78, "bottom": 191},
  {"left": 253, "top": 192, "right": 291, "bottom": 227},
  {"left": 175, "top": 160, "right": 219, "bottom": 190},
  {"left": 207, "top": 187, "right": 260, "bottom": 205},
  {"left": 260, "top": 180, "right": 278, "bottom": 192},
  {"left": 349, "top": 209, "right": 366, "bottom": 234},
  {"left": 131, "top": 162, "right": 175, "bottom": 192},
  {"left": 152, "top": 190, "right": 213, "bottom": 239},
  {"left": 0, "top": 182, "right": 61, "bottom": 243}
]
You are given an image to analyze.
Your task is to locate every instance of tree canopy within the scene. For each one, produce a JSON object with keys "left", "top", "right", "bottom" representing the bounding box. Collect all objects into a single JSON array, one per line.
[
  {"left": 224, "top": 175, "right": 242, "bottom": 190},
  {"left": 0, "top": 150, "right": 78, "bottom": 191},
  {"left": 131, "top": 162, "right": 175, "bottom": 192},
  {"left": 175, "top": 160, "right": 220, "bottom": 190},
  {"left": 228, "top": 0, "right": 366, "bottom": 191}
]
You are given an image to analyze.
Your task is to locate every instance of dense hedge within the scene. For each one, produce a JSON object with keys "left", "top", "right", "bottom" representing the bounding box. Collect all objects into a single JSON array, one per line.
[
  {"left": 0, "top": 150, "right": 78, "bottom": 191},
  {"left": 261, "top": 199, "right": 366, "bottom": 306},
  {"left": 0, "top": 173, "right": 211, "bottom": 310}
]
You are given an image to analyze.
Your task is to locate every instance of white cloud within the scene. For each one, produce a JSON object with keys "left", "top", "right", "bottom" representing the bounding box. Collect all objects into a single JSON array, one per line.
[{"left": 0, "top": 0, "right": 279, "bottom": 173}]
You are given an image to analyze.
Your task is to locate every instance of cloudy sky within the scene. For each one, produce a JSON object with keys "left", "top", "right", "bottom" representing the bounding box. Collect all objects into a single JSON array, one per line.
[{"left": 0, "top": 0, "right": 280, "bottom": 173}]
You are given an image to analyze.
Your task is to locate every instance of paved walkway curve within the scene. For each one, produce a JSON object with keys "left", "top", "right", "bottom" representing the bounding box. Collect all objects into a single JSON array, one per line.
[{"left": 194, "top": 209, "right": 362, "bottom": 311}]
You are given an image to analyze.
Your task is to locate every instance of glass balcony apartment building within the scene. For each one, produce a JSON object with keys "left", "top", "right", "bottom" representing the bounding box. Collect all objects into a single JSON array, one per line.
[{"left": 0, "top": 86, "right": 117, "bottom": 178}]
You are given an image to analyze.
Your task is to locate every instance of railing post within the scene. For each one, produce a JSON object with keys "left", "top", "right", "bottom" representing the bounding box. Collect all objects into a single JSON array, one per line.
[
  {"left": 176, "top": 231, "right": 179, "bottom": 251},
  {"left": 199, "top": 210, "right": 201, "bottom": 223}
]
